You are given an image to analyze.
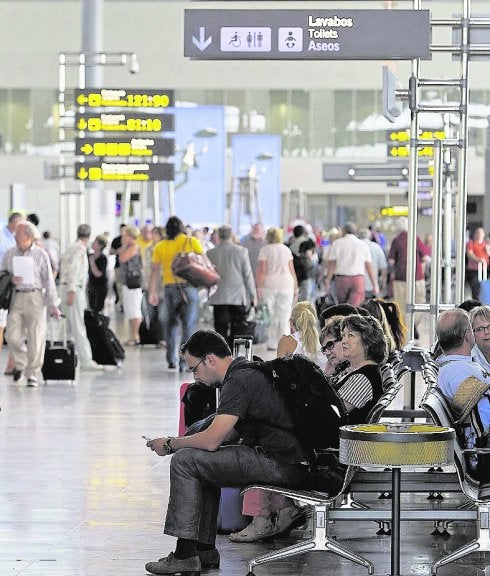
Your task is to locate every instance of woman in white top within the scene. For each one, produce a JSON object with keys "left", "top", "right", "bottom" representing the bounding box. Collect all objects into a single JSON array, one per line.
[
  {"left": 256, "top": 227, "right": 298, "bottom": 350},
  {"left": 277, "top": 300, "right": 328, "bottom": 369}
]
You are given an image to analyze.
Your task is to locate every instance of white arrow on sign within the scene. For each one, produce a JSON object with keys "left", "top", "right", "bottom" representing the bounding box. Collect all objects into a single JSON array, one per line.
[{"left": 192, "top": 27, "right": 212, "bottom": 51}]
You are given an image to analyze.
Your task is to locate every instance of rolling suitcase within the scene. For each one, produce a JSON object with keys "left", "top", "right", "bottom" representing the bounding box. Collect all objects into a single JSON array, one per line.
[
  {"left": 478, "top": 262, "right": 490, "bottom": 304},
  {"left": 84, "top": 309, "right": 125, "bottom": 367},
  {"left": 139, "top": 290, "right": 164, "bottom": 346},
  {"left": 42, "top": 316, "right": 77, "bottom": 383}
]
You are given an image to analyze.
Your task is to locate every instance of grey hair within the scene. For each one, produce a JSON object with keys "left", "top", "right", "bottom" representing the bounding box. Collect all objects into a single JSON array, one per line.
[
  {"left": 18, "top": 220, "right": 41, "bottom": 240},
  {"left": 436, "top": 309, "right": 471, "bottom": 352},
  {"left": 218, "top": 225, "right": 233, "bottom": 241},
  {"left": 77, "top": 224, "right": 91, "bottom": 239}
]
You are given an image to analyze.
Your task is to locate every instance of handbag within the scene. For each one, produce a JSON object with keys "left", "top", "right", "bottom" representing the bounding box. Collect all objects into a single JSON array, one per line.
[
  {"left": 0, "top": 270, "right": 14, "bottom": 310},
  {"left": 171, "top": 238, "right": 219, "bottom": 289}
]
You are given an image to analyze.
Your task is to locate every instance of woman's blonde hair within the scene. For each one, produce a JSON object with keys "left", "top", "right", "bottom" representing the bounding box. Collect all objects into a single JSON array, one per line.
[
  {"left": 124, "top": 225, "right": 140, "bottom": 240},
  {"left": 290, "top": 300, "right": 320, "bottom": 361},
  {"left": 266, "top": 227, "right": 283, "bottom": 244}
]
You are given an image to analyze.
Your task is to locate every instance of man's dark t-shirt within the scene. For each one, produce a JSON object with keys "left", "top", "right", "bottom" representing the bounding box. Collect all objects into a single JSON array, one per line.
[{"left": 216, "top": 357, "right": 307, "bottom": 465}]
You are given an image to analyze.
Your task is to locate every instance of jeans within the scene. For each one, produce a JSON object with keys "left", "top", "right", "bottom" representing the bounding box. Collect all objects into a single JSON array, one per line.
[
  {"left": 164, "top": 445, "right": 305, "bottom": 543},
  {"left": 164, "top": 284, "right": 199, "bottom": 366}
]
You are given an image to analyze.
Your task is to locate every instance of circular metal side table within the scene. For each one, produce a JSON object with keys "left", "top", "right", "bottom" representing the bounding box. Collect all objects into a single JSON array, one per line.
[{"left": 339, "top": 423, "right": 455, "bottom": 576}]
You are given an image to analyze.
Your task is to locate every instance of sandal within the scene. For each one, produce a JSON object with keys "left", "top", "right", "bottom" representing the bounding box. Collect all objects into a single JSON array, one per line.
[{"left": 124, "top": 339, "right": 140, "bottom": 346}]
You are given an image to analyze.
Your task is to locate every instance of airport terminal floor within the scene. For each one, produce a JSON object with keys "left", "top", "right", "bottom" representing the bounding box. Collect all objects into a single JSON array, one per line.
[{"left": 0, "top": 313, "right": 487, "bottom": 576}]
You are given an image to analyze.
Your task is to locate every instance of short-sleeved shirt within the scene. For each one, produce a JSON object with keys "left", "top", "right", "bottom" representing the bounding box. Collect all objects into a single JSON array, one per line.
[
  {"left": 466, "top": 239, "right": 490, "bottom": 271},
  {"left": 436, "top": 354, "right": 490, "bottom": 442},
  {"left": 216, "top": 357, "right": 308, "bottom": 465},
  {"left": 388, "top": 231, "right": 430, "bottom": 281},
  {"left": 151, "top": 234, "right": 204, "bottom": 285},
  {"left": 257, "top": 243, "right": 294, "bottom": 291},
  {"left": 327, "top": 234, "right": 372, "bottom": 276},
  {"left": 336, "top": 364, "right": 383, "bottom": 424}
]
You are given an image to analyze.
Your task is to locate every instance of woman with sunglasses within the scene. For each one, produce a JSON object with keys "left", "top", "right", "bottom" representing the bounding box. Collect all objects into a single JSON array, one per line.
[
  {"left": 320, "top": 316, "right": 350, "bottom": 380},
  {"left": 335, "top": 314, "right": 387, "bottom": 424}
]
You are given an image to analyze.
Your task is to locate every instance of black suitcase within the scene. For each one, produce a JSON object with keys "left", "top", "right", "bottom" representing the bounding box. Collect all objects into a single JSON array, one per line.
[
  {"left": 42, "top": 317, "right": 77, "bottom": 383},
  {"left": 139, "top": 291, "right": 164, "bottom": 346},
  {"left": 84, "top": 309, "right": 125, "bottom": 367}
]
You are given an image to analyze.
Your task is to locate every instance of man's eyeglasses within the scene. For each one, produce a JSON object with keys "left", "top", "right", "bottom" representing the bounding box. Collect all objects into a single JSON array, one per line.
[
  {"left": 321, "top": 339, "right": 339, "bottom": 353},
  {"left": 188, "top": 357, "right": 206, "bottom": 374},
  {"left": 473, "top": 324, "right": 490, "bottom": 334}
]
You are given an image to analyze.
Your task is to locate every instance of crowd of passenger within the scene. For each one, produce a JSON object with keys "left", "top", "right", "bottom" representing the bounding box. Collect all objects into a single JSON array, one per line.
[{"left": 1, "top": 210, "right": 489, "bottom": 575}]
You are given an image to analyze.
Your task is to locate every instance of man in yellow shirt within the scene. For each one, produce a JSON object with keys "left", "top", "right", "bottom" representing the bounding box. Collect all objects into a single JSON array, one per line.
[{"left": 149, "top": 216, "right": 204, "bottom": 371}]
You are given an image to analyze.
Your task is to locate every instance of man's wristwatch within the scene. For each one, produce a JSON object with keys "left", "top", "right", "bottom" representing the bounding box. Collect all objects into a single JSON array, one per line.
[{"left": 163, "top": 437, "right": 174, "bottom": 455}]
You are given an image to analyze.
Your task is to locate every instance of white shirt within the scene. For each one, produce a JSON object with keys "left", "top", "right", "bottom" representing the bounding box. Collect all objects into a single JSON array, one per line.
[{"left": 328, "top": 234, "right": 372, "bottom": 276}]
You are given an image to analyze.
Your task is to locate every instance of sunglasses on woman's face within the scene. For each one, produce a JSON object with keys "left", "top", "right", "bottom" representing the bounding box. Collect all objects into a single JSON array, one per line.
[{"left": 321, "top": 339, "right": 339, "bottom": 353}]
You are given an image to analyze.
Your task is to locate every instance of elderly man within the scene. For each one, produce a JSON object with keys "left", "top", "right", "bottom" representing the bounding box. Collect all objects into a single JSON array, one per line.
[
  {"left": 324, "top": 221, "right": 378, "bottom": 306},
  {"left": 240, "top": 222, "right": 265, "bottom": 281},
  {"left": 435, "top": 308, "right": 490, "bottom": 480},
  {"left": 59, "top": 224, "right": 100, "bottom": 371},
  {"left": 469, "top": 305, "right": 490, "bottom": 373},
  {"left": 144, "top": 329, "right": 308, "bottom": 575},
  {"left": 207, "top": 224, "right": 256, "bottom": 346},
  {"left": 1, "top": 221, "right": 60, "bottom": 386}
]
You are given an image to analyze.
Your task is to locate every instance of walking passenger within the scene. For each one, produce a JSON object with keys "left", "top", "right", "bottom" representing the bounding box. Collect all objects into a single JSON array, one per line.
[
  {"left": 207, "top": 224, "right": 256, "bottom": 347},
  {"left": 119, "top": 225, "right": 143, "bottom": 346},
  {"left": 149, "top": 217, "right": 203, "bottom": 371},
  {"left": 255, "top": 227, "right": 298, "bottom": 351},
  {"left": 1, "top": 221, "right": 61, "bottom": 386}
]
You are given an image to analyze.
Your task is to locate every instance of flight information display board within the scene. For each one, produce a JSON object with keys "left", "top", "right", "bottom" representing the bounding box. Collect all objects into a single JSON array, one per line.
[
  {"left": 75, "top": 89, "right": 174, "bottom": 108},
  {"left": 74, "top": 88, "right": 175, "bottom": 181},
  {"left": 75, "top": 162, "right": 175, "bottom": 182},
  {"left": 75, "top": 137, "right": 175, "bottom": 158},
  {"left": 184, "top": 9, "right": 431, "bottom": 60},
  {"left": 75, "top": 112, "right": 175, "bottom": 133}
]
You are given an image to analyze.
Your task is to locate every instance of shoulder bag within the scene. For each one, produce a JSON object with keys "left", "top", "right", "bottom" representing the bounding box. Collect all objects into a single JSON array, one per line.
[{"left": 171, "top": 237, "right": 219, "bottom": 289}]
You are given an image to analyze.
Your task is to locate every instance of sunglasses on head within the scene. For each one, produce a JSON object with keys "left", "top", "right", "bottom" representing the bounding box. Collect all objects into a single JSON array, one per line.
[{"left": 321, "top": 339, "right": 340, "bottom": 352}]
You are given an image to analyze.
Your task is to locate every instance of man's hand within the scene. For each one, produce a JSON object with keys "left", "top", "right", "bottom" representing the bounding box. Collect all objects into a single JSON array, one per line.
[
  {"left": 12, "top": 276, "right": 22, "bottom": 286},
  {"left": 66, "top": 291, "right": 76, "bottom": 307},
  {"left": 146, "top": 437, "right": 169, "bottom": 456},
  {"left": 50, "top": 305, "right": 62, "bottom": 319},
  {"left": 148, "top": 291, "right": 159, "bottom": 306}
]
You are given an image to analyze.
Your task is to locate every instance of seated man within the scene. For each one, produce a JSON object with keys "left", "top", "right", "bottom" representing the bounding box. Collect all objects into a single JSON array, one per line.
[
  {"left": 144, "top": 329, "right": 309, "bottom": 575},
  {"left": 470, "top": 304, "right": 490, "bottom": 373},
  {"left": 435, "top": 309, "right": 490, "bottom": 481}
]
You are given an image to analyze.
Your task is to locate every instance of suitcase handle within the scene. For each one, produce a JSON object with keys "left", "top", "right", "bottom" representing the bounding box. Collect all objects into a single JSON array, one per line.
[
  {"left": 478, "top": 261, "right": 488, "bottom": 282},
  {"left": 47, "top": 314, "right": 68, "bottom": 348}
]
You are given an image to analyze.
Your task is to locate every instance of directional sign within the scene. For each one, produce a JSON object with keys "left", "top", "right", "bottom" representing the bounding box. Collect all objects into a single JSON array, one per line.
[
  {"left": 75, "top": 162, "right": 175, "bottom": 182},
  {"left": 184, "top": 9, "right": 431, "bottom": 60},
  {"left": 387, "top": 130, "right": 446, "bottom": 158},
  {"left": 75, "top": 89, "right": 174, "bottom": 108},
  {"left": 75, "top": 137, "right": 175, "bottom": 158},
  {"left": 75, "top": 112, "right": 175, "bottom": 133}
]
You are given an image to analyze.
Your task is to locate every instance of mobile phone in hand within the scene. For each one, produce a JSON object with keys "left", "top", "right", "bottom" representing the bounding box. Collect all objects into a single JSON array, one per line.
[{"left": 141, "top": 435, "right": 152, "bottom": 442}]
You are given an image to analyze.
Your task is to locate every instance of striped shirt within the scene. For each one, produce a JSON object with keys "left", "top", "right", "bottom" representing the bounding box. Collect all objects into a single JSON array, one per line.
[{"left": 1, "top": 244, "right": 59, "bottom": 308}]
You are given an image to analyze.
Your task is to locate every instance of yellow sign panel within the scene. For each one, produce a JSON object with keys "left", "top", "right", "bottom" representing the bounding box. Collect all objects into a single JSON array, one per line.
[
  {"left": 380, "top": 206, "right": 409, "bottom": 217},
  {"left": 388, "top": 130, "right": 446, "bottom": 158},
  {"left": 75, "top": 89, "right": 174, "bottom": 109}
]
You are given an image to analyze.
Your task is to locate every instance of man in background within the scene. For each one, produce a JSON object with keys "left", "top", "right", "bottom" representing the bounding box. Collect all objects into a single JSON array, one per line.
[{"left": 241, "top": 223, "right": 265, "bottom": 282}]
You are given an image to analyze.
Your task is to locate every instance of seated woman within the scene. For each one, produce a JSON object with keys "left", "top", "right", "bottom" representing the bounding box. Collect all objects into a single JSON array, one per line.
[
  {"left": 335, "top": 314, "right": 387, "bottom": 423},
  {"left": 320, "top": 315, "right": 350, "bottom": 381},
  {"left": 361, "top": 297, "right": 406, "bottom": 361}
]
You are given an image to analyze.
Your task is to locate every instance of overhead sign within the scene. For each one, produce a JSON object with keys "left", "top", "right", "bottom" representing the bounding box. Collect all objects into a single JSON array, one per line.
[
  {"left": 184, "top": 9, "right": 431, "bottom": 60},
  {"left": 75, "top": 137, "right": 175, "bottom": 158},
  {"left": 387, "top": 130, "right": 445, "bottom": 159},
  {"left": 75, "top": 112, "right": 175, "bottom": 132},
  {"left": 75, "top": 89, "right": 174, "bottom": 108},
  {"left": 75, "top": 162, "right": 175, "bottom": 182}
]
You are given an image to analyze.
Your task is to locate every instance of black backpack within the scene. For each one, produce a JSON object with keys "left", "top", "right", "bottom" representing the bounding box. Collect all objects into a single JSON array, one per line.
[
  {"left": 292, "top": 253, "right": 310, "bottom": 283},
  {"left": 238, "top": 354, "right": 348, "bottom": 457}
]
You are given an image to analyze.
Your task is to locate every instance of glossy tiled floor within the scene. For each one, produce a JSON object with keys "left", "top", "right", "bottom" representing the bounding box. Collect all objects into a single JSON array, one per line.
[{"left": 0, "top": 314, "right": 488, "bottom": 576}]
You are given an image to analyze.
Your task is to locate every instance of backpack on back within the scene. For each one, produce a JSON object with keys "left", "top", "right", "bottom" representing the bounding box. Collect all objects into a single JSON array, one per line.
[{"left": 250, "top": 354, "right": 349, "bottom": 456}]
